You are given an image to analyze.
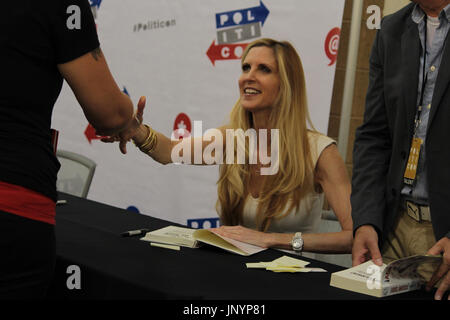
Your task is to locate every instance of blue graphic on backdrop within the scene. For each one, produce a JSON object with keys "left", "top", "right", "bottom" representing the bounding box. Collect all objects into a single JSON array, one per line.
[
  {"left": 89, "top": 0, "right": 102, "bottom": 9},
  {"left": 215, "top": 1, "right": 269, "bottom": 29},
  {"left": 127, "top": 206, "right": 141, "bottom": 214},
  {"left": 187, "top": 218, "right": 221, "bottom": 229},
  {"left": 89, "top": 0, "right": 102, "bottom": 19}
]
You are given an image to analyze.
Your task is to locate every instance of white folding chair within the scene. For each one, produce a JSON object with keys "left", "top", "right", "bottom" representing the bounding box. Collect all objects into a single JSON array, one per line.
[{"left": 56, "top": 150, "right": 96, "bottom": 198}]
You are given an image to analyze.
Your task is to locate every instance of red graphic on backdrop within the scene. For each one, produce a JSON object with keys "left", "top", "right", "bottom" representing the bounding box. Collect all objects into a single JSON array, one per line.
[
  {"left": 206, "top": 40, "right": 249, "bottom": 66},
  {"left": 325, "top": 27, "right": 340, "bottom": 66},
  {"left": 173, "top": 113, "right": 192, "bottom": 140},
  {"left": 84, "top": 124, "right": 106, "bottom": 144}
]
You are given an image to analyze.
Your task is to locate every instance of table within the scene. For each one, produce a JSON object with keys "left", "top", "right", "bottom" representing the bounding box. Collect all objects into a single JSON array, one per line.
[{"left": 47, "top": 193, "right": 435, "bottom": 301}]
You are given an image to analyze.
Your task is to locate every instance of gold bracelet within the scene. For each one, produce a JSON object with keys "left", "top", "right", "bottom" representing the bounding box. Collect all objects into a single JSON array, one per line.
[
  {"left": 141, "top": 134, "right": 157, "bottom": 154},
  {"left": 134, "top": 124, "right": 158, "bottom": 154},
  {"left": 139, "top": 125, "right": 157, "bottom": 153}
]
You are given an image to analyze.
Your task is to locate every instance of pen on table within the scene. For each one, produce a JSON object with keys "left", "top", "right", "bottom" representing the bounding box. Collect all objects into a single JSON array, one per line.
[{"left": 121, "top": 228, "right": 150, "bottom": 237}]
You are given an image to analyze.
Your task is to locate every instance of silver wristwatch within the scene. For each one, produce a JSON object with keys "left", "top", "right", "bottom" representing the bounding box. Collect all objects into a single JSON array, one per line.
[{"left": 291, "top": 232, "right": 303, "bottom": 253}]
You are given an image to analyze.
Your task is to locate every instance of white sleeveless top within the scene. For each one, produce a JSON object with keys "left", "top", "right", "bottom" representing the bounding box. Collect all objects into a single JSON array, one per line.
[{"left": 241, "top": 132, "right": 336, "bottom": 234}]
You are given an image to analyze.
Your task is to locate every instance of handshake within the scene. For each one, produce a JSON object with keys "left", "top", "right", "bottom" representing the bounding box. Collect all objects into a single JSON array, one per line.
[{"left": 101, "top": 96, "right": 149, "bottom": 155}]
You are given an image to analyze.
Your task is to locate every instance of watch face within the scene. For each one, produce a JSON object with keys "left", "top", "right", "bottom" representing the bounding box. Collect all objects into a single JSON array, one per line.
[{"left": 292, "top": 233, "right": 303, "bottom": 251}]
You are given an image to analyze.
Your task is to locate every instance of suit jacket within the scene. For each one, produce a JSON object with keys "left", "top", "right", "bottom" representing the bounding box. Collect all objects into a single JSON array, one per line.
[{"left": 351, "top": 3, "right": 450, "bottom": 243}]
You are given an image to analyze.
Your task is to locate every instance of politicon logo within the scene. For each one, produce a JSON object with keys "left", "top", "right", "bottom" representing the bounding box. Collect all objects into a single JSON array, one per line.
[{"left": 206, "top": 1, "right": 270, "bottom": 66}]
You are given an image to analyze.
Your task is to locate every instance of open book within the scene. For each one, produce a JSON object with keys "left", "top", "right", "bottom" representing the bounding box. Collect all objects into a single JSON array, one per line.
[
  {"left": 193, "top": 229, "right": 266, "bottom": 256},
  {"left": 140, "top": 225, "right": 266, "bottom": 256},
  {"left": 140, "top": 226, "right": 200, "bottom": 248},
  {"left": 330, "top": 255, "right": 442, "bottom": 297}
]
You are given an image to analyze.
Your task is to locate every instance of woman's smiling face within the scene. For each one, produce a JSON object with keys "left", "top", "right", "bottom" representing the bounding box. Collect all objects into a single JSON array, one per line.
[{"left": 238, "top": 46, "right": 280, "bottom": 113}]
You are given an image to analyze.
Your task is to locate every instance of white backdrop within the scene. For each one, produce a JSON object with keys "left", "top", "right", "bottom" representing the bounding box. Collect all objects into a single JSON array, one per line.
[{"left": 52, "top": 0, "right": 345, "bottom": 227}]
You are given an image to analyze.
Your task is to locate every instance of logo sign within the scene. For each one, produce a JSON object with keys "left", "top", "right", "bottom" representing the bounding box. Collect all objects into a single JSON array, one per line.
[
  {"left": 215, "top": 1, "right": 269, "bottom": 29},
  {"left": 206, "top": 41, "right": 248, "bottom": 66},
  {"left": 173, "top": 113, "right": 192, "bottom": 140},
  {"left": 207, "top": 1, "right": 270, "bottom": 65},
  {"left": 325, "top": 27, "right": 340, "bottom": 66},
  {"left": 217, "top": 22, "right": 261, "bottom": 45}
]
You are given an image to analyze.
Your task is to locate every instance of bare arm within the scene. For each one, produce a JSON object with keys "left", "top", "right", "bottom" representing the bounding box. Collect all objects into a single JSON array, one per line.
[
  {"left": 129, "top": 121, "right": 230, "bottom": 165},
  {"left": 306, "top": 143, "right": 353, "bottom": 253},
  {"left": 57, "top": 47, "right": 134, "bottom": 136}
]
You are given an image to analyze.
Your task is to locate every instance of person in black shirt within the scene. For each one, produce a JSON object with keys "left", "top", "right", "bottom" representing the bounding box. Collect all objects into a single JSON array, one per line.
[{"left": 0, "top": 0, "right": 144, "bottom": 298}]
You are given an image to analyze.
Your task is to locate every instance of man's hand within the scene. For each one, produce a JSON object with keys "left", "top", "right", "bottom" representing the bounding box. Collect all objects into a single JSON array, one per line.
[
  {"left": 352, "top": 225, "right": 383, "bottom": 267},
  {"left": 102, "top": 96, "right": 146, "bottom": 154},
  {"left": 426, "top": 237, "right": 450, "bottom": 300}
]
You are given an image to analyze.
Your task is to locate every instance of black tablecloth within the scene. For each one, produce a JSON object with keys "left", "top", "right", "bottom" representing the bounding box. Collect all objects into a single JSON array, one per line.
[{"left": 47, "top": 192, "right": 435, "bottom": 301}]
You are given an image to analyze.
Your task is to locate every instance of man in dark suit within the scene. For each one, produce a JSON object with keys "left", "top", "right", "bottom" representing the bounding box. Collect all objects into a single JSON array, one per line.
[{"left": 351, "top": 0, "right": 450, "bottom": 300}]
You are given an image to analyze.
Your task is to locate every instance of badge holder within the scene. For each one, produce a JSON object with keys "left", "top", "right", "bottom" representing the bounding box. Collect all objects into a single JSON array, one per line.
[
  {"left": 404, "top": 16, "right": 429, "bottom": 188},
  {"left": 404, "top": 136, "right": 422, "bottom": 186}
]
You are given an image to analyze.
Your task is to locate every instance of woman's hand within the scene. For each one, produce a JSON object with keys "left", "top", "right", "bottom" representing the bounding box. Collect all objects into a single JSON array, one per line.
[
  {"left": 211, "top": 225, "right": 273, "bottom": 248},
  {"left": 102, "top": 96, "right": 146, "bottom": 154}
]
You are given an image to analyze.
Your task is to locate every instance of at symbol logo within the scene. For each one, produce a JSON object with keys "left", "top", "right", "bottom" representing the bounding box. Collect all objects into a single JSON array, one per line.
[{"left": 325, "top": 27, "right": 340, "bottom": 66}]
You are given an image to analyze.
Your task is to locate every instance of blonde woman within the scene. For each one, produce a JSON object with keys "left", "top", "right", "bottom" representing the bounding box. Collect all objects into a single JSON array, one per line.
[{"left": 106, "top": 38, "right": 353, "bottom": 254}]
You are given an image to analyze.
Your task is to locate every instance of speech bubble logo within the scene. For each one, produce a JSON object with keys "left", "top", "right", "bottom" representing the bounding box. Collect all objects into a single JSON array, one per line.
[
  {"left": 325, "top": 27, "right": 340, "bottom": 66},
  {"left": 173, "top": 113, "right": 192, "bottom": 140}
]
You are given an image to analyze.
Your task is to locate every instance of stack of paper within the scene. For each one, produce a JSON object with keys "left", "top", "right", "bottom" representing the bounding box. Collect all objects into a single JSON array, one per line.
[{"left": 246, "top": 255, "right": 327, "bottom": 273}]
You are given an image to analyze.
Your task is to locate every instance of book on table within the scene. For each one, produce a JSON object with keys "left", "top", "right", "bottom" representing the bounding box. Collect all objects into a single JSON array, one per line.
[
  {"left": 140, "top": 225, "right": 266, "bottom": 256},
  {"left": 140, "top": 226, "right": 200, "bottom": 248},
  {"left": 330, "top": 254, "right": 442, "bottom": 297}
]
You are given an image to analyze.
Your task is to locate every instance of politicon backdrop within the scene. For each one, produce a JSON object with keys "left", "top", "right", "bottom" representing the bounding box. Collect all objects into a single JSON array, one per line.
[{"left": 52, "top": 0, "right": 345, "bottom": 227}]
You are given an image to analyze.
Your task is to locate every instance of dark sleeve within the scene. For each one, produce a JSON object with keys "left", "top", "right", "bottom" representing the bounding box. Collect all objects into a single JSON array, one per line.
[
  {"left": 51, "top": 0, "right": 100, "bottom": 64},
  {"left": 350, "top": 26, "right": 392, "bottom": 239}
]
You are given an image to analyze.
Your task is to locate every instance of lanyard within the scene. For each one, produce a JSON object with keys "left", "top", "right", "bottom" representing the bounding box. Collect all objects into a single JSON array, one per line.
[{"left": 414, "top": 15, "right": 428, "bottom": 137}]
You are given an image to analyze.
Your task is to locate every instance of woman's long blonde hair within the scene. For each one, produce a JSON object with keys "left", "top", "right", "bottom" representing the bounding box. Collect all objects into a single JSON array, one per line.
[{"left": 216, "top": 38, "right": 317, "bottom": 231}]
